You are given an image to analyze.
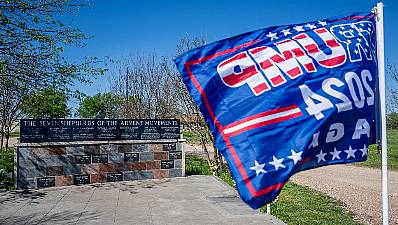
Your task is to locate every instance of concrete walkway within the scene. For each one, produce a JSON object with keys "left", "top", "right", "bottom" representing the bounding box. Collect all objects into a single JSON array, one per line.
[{"left": 0, "top": 176, "right": 284, "bottom": 225}]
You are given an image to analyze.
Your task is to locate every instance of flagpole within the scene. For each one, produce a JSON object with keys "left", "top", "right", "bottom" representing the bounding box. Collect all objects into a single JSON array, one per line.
[{"left": 376, "top": 2, "right": 389, "bottom": 225}]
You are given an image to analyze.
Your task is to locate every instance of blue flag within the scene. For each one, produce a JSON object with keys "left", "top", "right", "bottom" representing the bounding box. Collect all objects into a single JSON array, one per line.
[{"left": 174, "top": 12, "right": 377, "bottom": 209}]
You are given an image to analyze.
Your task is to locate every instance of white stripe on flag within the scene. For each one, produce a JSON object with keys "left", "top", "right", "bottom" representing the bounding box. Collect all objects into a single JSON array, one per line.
[{"left": 223, "top": 107, "right": 301, "bottom": 135}]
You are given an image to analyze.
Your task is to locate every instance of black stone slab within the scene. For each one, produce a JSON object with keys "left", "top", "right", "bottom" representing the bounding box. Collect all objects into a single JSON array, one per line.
[
  {"left": 74, "top": 175, "right": 90, "bottom": 185},
  {"left": 169, "top": 151, "right": 182, "bottom": 160},
  {"left": 92, "top": 154, "right": 108, "bottom": 163},
  {"left": 37, "top": 177, "right": 55, "bottom": 188},
  {"left": 20, "top": 119, "right": 180, "bottom": 143},
  {"left": 124, "top": 153, "right": 139, "bottom": 162},
  {"left": 161, "top": 160, "right": 174, "bottom": 169},
  {"left": 163, "top": 143, "right": 176, "bottom": 151},
  {"left": 107, "top": 172, "right": 123, "bottom": 182},
  {"left": 75, "top": 155, "right": 91, "bottom": 164}
]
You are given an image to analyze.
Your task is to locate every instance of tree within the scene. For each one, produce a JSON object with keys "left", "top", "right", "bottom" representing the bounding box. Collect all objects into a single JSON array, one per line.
[
  {"left": 0, "top": 0, "right": 105, "bottom": 149},
  {"left": 110, "top": 54, "right": 183, "bottom": 119},
  {"left": 174, "top": 36, "right": 225, "bottom": 175},
  {"left": 0, "top": 0, "right": 105, "bottom": 94},
  {"left": 21, "top": 87, "right": 70, "bottom": 118},
  {"left": 78, "top": 92, "right": 123, "bottom": 119}
]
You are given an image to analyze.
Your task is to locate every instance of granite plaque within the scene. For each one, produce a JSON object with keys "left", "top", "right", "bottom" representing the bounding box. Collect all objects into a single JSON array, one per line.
[
  {"left": 97, "top": 120, "right": 118, "bottom": 140},
  {"left": 161, "top": 160, "right": 174, "bottom": 169},
  {"left": 74, "top": 175, "right": 90, "bottom": 185},
  {"left": 37, "top": 177, "right": 55, "bottom": 188},
  {"left": 169, "top": 151, "right": 182, "bottom": 160},
  {"left": 75, "top": 155, "right": 91, "bottom": 164},
  {"left": 20, "top": 119, "right": 180, "bottom": 143},
  {"left": 124, "top": 153, "right": 139, "bottom": 162},
  {"left": 92, "top": 154, "right": 108, "bottom": 163},
  {"left": 107, "top": 172, "right": 123, "bottom": 182},
  {"left": 162, "top": 143, "right": 176, "bottom": 151}
]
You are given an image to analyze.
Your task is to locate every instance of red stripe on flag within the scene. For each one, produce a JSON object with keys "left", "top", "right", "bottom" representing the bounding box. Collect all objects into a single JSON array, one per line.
[
  {"left": 187, "top": 40, "right": 260, "bottom": 65},
  {"left": 253, "top": 182, "right": 286, "bottom": 197}
]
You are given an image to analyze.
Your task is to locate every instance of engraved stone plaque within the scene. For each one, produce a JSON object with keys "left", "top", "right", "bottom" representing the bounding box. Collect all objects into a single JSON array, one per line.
[
  {"left": 74, "top": 174, "right": 90, "bottom": 185},
  {"left": 124, "top": 153, "right": 139, "bottom": 162},
  {"left": 161, "top": 160, "right": 174, "bottom": 169},
  {"left": 169, "top": 151, "right": 182, "bottom": 160},
  {"left": 92, "top": 154, "right": 108, "bottom": 163},
  {"left": 75, "top": 155, "right": 91, "bottom": 164},
  {"left": 37, "top": 177, "right": 55, "bottom": 188},
  {"left": 107, "top": 172, "right": 123, "bottom": 182},
  {"left": 20, "top": 119, "right": 180, "bottom": 143},
  {"left": 162, "top": 143, "right": 176, "bottom": 151}
]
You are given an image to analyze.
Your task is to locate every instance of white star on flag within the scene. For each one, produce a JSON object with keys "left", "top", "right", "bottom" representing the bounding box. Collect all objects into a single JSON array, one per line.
[
  {"left": 250, "top": 160, "right": 266, "bottom": 176},
  {"left": 330, "top": 147, "right": 342, "bottom": 160},
  {"left": 293, "top": 25, "right": 305, "bottom": 32},
  {"left": 316, "top": 149, "right": 327, "bottom": 163},
  {"left": 359, "top": 144, "right": 368, "bottom": 157},
  {"left": 266, "top": 32, "right": 278, "bottom": 40},
  {"left": 344, "top": 146, "right": 357, "bottom": 159},
  {"left": 288, "top": 149, "right": 303, "bottom": 164},
  {"left": 318, "top": 21, "right": 327, "bottom": 26},
  {"left": 269, "top": 156, "right": 285, "bottom": 171},
  {"left": 305, "top": 23, "right": 316, "bottom": 29},
  {"left": 280, "top": 28, "right": 291, "bottom": 36}
]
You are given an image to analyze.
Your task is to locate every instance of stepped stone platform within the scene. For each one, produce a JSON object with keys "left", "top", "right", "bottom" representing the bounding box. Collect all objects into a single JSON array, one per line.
[{"left": 0, "top": 175, "right": 284, "bottom": 225}]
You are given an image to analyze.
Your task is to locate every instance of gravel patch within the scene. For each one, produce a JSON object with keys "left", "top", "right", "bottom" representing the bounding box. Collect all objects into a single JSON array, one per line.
[{"left": 291, "top": 165, "right": 398, "bottom": 225}]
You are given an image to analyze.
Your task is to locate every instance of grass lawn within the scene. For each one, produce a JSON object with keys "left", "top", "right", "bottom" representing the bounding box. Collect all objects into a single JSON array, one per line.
[
  {"left": 268, "top": 182, "right": 361, "bottom": 225},
  {"left": 182, "top": 130, "right": 201, "bottom": 145},
  {"left": 185, "top": 154, "right": 361, "bottom": 225},
  {"left": 356, "top": 130, "right": 398, "bottom": 170}
]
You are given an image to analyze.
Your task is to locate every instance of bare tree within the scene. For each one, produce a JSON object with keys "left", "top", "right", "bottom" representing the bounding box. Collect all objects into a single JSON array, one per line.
[
  {"left": 109, "top": 36, "right": 225, "bottom": 175},
  {"left": 175, "top": 36, "right": 225, "bottom": 175},
  {"left": 111, "top": 54, "right": 182, "bottom": 119}
]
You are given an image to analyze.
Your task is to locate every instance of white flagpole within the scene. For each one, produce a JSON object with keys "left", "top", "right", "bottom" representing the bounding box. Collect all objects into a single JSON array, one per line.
[{"left": 376, "top": 2, "right": 389, "bottom": 225}]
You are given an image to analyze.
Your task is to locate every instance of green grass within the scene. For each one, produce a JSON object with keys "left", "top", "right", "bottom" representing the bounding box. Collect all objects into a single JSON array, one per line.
[
  {"left": 185, "top": 154, "right": 361, "bottom": 225},
  {"left": 182, "top": 130, "right": 201, "bottom": 145},
  {"left": 356, "top": 130, "right": 398, "bottom": 170},
  {"left": 0, "top": 148, "right": 14, "bottom": 190},
  {"left": 268, "top": 182, "right": 361, "bottom": 225},
  {"left": 185, "top": 154, "right": 212, "bottom": 176},
  {"left": 9, "top": 131, "right": 20, "bottom": 137},
  {"left": 0, "top": 148, "right": 14, "bottom": 173}
]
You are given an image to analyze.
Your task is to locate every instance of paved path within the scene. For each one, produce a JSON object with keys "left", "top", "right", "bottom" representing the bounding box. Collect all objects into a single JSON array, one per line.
[
  {"left": 0, "top": 176, "right": 284, "bottom": 225},
  {"left": 185, "top": 143, "right": 398, "bottom": 224},
  {"left": 291, "top": 165, "right": 398, "bottom": 225}
]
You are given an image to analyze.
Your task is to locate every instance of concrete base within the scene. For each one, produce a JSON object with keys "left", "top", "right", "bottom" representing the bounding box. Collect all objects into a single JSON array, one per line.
[{"left": 0, "top": 175, "right": 284, "bottom": 225}]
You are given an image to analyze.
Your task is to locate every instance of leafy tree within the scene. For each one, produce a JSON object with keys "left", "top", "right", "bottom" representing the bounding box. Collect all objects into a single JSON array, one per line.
[
  {"left": 0, "top": 0, "right": 105, "bottom": 149},
  {"left": 0, "top": 0, "right": 105, "bottom": 94},
  {"left": 21, "top": 87, "right": 70, "bottom": 118},
  {"left": 78, "top": 92, "right": 123, "bottom": 119},
  {"left": 387, "top": 112, "right": 398, "bottom": 130}
]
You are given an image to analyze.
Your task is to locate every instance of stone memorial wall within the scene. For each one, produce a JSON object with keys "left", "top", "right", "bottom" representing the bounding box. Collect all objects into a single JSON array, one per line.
[{"left": 16, "top": 119, "right": 184, "bottom": 189}]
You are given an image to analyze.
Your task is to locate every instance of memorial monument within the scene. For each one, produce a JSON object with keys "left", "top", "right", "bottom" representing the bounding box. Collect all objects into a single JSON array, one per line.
[{"left": 15, "top": 119, "right": 184, "bottom": 189}]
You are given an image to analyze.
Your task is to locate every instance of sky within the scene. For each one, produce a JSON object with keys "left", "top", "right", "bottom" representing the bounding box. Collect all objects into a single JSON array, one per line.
[{"left": 63, "top": 0, "right": 398, "bottom": 105}]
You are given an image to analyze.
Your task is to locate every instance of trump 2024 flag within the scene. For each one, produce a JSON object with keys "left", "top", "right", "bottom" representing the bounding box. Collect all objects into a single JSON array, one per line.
[{"left": 174, "top": 12, "right": 377, "bottom": 209}]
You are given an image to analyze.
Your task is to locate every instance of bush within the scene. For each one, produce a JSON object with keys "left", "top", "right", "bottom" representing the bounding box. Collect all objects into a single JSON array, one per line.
[
  {"left": 387, "top": 113, "right": 398, "bottom": 129},
  {"left": 0, "top": 148, "right": 14, "bottom": 190}
]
